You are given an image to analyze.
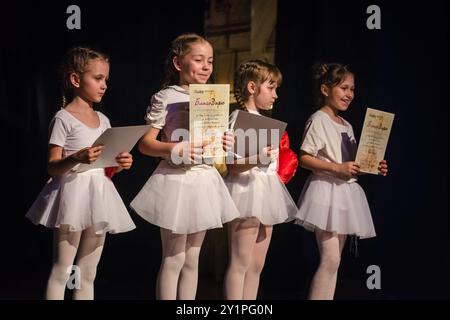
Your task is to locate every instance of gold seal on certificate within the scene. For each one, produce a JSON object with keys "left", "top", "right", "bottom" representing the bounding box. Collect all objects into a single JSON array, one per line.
[
  {"left": 189, "top": 84, "right": 230, "bottom": 160},
  {"left": 355, "top": 108, "right": 395, "bottom": 174}
]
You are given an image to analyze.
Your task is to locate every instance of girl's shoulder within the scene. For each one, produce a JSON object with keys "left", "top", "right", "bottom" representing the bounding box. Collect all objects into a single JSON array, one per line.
[
  {"left": 152, "top": 85, "right": 189, "bottom": 105},
  {"left": 49, "top": 108, "right": 78, "bottom": 132},
  {"left": 52, "top": 108, "right": 72, "bottom": 124},
  {"left": 228, "top": 109, "right": 240, "bottom": 126},
  {"left": 308, "top": 110, "right": 328, "bottom": 123},
  {"left": 156, "top": 85, "right": 188, "bottom": 97},
  {"left": 95, "top": 110, "right": 110, "bottom": 123},
  {"left": 339, "top": 115, "right": 353, "bottom": 128},
  {"left": 309, "top": 110, "right": 352, "bottom": 129},
  {"left": 229, "top": 109, "right": 240, "bottom": 118},
  {"left": 51, "top": 108, "right": 110, "bottom": 130}
]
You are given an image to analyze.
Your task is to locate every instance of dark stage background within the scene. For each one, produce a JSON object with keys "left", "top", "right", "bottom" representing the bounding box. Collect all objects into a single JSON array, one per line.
[{"left": 1, "top": 0, "right": 449, "bottom": 299}]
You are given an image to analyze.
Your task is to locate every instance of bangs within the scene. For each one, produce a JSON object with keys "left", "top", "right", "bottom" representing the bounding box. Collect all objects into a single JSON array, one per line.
[{"left": 263, "top": 65, "right": 282, "bottom": 86}]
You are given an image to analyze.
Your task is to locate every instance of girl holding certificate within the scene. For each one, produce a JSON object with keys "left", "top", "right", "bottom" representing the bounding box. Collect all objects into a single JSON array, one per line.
[
  {"left": 224, "top": 59, "right": 298, "bottom": 300},
  {"left": 130, "top": 33, "right": 239, "bottom": 300},
  {"left": 295, "top": 63, "right": 388, "bottom": 299},
  {"left": 26, "top": 47, "right": 136, "bottom": 300}
]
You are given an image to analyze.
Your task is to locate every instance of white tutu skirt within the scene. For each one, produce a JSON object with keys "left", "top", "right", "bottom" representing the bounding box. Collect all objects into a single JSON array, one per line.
[
  {"left": 26, "top": 169, "right": 136, "bottom": 235},
  {"left": 225, "top": 167, "right": 297, "bottom": 225},
  {"left": 130, "top": 160, "right": 240, "bottom": 234},
  {"left": 295, "top": 174, "right": 376, "bottom": 239}
]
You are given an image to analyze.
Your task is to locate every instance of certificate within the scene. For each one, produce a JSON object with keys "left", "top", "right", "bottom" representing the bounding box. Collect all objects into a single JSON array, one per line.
[
  {"left": 77, "top": 125, "right": 151, "bottom": 172},
  {"left": 189, "top": 84, "right": 230, "bottom": 159},
  {"left": 355, "top": 108, "right": 395, "bottom": 174}
]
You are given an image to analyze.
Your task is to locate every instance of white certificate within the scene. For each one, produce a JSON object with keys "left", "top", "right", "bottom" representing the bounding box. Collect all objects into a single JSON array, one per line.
[{"left": 77, "top": 125, "right": 151, "bottom": 172}]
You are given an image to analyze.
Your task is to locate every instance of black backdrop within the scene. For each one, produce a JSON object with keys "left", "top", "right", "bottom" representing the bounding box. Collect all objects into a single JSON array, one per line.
[{"left": 1, "top": 0, "right": 449, "bottom": 299}]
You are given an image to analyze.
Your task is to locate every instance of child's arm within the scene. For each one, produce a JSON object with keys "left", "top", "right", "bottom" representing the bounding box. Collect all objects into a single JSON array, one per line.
[
  {"left": 47, "top": 144, "right": 104, "bottom": 177},
  {"left": 138, "top": 127, "right": 203, "bottom": 164},
  {"left": 299, "top": 152, "right": 359, "bottom": 180},
  {"left": 138, "top": 128, "right": 176, "bottom": 158}
]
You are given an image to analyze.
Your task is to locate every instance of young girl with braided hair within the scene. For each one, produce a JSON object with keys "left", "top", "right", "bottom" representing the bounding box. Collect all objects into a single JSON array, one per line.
[
  {"left": 223, "top": 59, "right": 297, "bottom": 300},
  {"left": 26, "top": 47, "right": 135, "bottom": 300}
]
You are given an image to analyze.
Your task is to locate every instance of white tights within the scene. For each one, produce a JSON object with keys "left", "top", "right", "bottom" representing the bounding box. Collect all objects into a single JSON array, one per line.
[
  {"left": 224, "top": 218, "right": 273, "bottom": 300},
  {"left": 308, "top": 229, "right": 347, "bottom": 300},
  {"left": 46, "top": 225, "right": 105, "bottom": 300},
  {"left": 156, "top": 228, "right": 206, "bottom": 300}
]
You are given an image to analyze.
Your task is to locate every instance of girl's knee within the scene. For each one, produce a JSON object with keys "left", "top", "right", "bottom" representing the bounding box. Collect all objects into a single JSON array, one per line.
[
  {"left": 183, "top": 250, "right": 201, "bottom": 271},
  {"left": 320, "top": 253, "right": 341, "bottom": 273},
  {"left": 78, "top": 265, "right": 98, "bottom": 284},
  {"left": 49, "top": 263, "right": 72, "bottom": 285},
  {"left": 162, "top": 252, "right": 186, "bottom": 272},
  {"left": 229, "top": 253, "right": 252, "bottom": 274},
  {"left": 249, "top": 257, "right": 266, "bottom": 275}
]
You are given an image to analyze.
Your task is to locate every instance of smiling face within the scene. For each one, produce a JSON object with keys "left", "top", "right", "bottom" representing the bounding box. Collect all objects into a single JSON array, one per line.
[
  {"left": 322, "top": 74, "right": 355, "bottom": 112},
  {"left": 72, "top": 58, "right": 109, "bottom": 104},
  {"left": 174, "top": 40, "right": 213, "bottom": 87}
]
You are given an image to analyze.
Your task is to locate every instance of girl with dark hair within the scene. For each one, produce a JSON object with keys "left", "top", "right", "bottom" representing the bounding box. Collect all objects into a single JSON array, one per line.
[{"left": 295, "top": 63, "right": 388, "bottom": 299}]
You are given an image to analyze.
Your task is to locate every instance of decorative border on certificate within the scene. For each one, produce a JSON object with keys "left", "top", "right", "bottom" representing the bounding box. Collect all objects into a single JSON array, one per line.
[
  {"left": 355, "top": 108, "right": 395, "bottom": 174},
  {"left": 189, "top": 84, "right": 230, "bottom": 159}
]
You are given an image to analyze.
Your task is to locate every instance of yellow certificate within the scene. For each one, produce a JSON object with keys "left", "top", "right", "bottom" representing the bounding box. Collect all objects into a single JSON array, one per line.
[
  {"left": 355, "top": 108, "right": 395, "bottom": 174},
  {"left": 189, "top": 84, "right": 230, "bottom": 159}
]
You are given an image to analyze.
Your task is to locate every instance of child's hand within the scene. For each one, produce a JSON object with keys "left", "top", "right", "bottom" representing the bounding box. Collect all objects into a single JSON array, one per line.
[
  {"left": 171, "top": 141, "right": 204, "bottom": 165},
  {"left": 378, "top": 160, "right": 388, "bottom": 176},
  {"left": 267, "top": 146, "right": 279, "bottom": 160},
  {"left": 116, "top": 152, "right": 133, "bottom": 170},
  {"left": 72, "top": 145, "right": 104, "bottom": 164},
  {"left": 260, "top": 145, "right": 279, "bottom": 164},
  {"left": 222, "top": 130, "right": 235, "bottom": 152},
  {"left": 334, "top": 161, "right": 360, "bottom": 180}
]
